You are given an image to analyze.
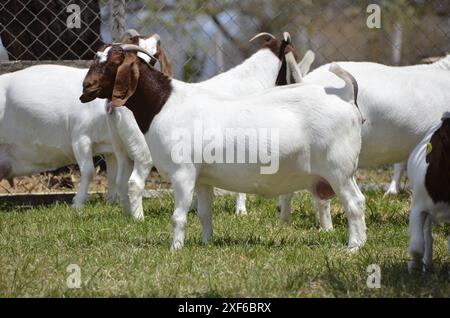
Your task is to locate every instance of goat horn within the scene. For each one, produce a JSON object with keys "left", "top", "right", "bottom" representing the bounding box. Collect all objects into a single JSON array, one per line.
[
  {"left": 249, "top": 32, "right": 276, "bottom": 42},
  {"left": 151, "top": 33, "right": 161, "bottom": 43},
  {"left": 124, "top": 29, "right": 141, "bottom": 38},
  {"left": 120, "top": 44, "right": 157, "bottom": 61},
  {"left": 283, "top": 32, "right": 291, "bottom": 43}
]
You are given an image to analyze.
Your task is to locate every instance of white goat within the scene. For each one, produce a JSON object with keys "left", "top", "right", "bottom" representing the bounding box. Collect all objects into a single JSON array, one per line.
[
  {"left": 407, "top": 112, "right": 450, "bottom": 273},
  {"left": 386, "top": 55, "right": 450, "bottom": 196},
  {"left": 0, "top": 32, "right": 161, "bottom": 208},
  {"left": 105, "top": 32, "right": 316, "bottom": 217},
  {"left": 0, "top": 65, "right": 117, "bottom": 207},
  {"left": 80, "top": 44, "right": 366, "bottom": 251},
  {"left": 278, "top": 56, "right": 450, "bottom": 230}
]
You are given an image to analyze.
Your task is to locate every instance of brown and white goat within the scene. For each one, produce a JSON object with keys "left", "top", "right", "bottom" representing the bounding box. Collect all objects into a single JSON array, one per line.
[
  {"left": 407, "top": 112, "right": 450, "bottom": 273},
  {"left": 79, "top": 44, "right": 366, "bottom": 251}
]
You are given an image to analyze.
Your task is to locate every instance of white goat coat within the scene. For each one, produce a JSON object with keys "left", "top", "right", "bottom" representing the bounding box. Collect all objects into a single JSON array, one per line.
[
  {"left": 109, "top": 48, "right": 303, "bottom": 218},
  {"left": 304, "top": 59, "right": 450, "bottom": 168},
  {"left": 0, "top": 65, "right": 113, "bottom": 205},
  {"left": 145, "top": 78, "right": 365, "bottom": 250}
]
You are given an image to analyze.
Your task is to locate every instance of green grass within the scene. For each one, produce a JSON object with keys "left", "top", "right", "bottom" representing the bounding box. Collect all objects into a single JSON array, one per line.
[{"left": 0, "top": 189, "right": 449, "bottom": 297}]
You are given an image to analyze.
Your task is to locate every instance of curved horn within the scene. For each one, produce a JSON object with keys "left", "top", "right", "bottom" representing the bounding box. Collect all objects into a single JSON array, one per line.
[
  {"left": 249, "top": 32, "right": 276, "bottom": 42},
  {"left": 283, "top": 32, "right": 291, "bottom": 44},
  {"left": 151, "top": 33, "right": 160, "bottom": 43},
  {"left": 120, "top": 44, "right": 157, "bottom": 61},
  {"left": 124, "top": 29, "right": 140, "bottom": 38}
]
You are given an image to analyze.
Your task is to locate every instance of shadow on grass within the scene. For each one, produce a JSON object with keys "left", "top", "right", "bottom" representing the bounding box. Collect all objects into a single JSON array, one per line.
[
  {"left": 322, "top": 255, "right": 450, "bottom": 297},
  {"left": 0, "top": 201, "right": 68, "bottom": 213}
]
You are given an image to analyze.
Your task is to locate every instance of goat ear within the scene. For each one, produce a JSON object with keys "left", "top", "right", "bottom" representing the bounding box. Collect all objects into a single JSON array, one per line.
[
  {"left": 111, "top": 53, "right": 139, "bottom": 107},
  {"left": 157, "top": 43, "right": 173, "bottom": 77},
  {"left": 285, "top": 51, "right": 303, "bottom": 83},
  {"left": 298, "top": 50, "right": 315, "bottom": 77}
]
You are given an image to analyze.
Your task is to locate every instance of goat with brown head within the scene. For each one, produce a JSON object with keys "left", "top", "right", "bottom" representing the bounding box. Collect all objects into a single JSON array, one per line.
[
  {"left": 80, "top": 43, "right": 172, "bottom": 133},
  {"left": 250, "top": 31, "right": 301, "bottom": 85}
]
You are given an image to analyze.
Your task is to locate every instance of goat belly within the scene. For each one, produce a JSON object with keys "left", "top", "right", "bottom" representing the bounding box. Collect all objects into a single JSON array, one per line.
[{"left": 197, "top": 164, "right": 315, "bottom": 197}]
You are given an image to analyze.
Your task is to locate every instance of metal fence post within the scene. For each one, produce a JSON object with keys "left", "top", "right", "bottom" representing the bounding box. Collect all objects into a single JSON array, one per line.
[{"left": 111, "top": 0, "right": 126, "bottom": 42}]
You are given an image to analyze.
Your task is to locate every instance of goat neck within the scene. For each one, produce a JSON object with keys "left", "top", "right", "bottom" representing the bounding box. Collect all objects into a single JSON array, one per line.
[{"left": 124, "top": 61, "right": 172, "bottom": 133}]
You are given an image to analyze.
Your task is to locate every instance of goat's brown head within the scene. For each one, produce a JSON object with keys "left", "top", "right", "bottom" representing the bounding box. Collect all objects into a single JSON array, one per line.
[
  {"left": 80, "top": 30, "right": 172, "bottom": 107},
  {"left": 79, "top": 43, "right": 156, "bottom": 107},
  {"left": 250, "top": 31, "right": 301, "bottom": 85}
]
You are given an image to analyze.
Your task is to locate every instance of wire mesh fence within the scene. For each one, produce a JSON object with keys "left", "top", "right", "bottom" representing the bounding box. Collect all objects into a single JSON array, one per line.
[{"left": 0, "top": 0, "right": 449, "bottom": 194}]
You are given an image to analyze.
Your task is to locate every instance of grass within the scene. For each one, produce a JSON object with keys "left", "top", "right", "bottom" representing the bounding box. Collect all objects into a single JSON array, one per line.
[{"left": 0, "top": 173, "right": 449, "bottom": 297}]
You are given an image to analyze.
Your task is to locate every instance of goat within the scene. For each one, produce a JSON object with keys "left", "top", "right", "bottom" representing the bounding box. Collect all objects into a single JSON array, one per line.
[
  {"left": 104, "top": 32, "right": 316, "bottom": 218},
  {"left": 407, "top": 112, "right": 450, "bottom": 273},
  {"left": 385, "top": 55, "right": 450, "bottom": 196},
  {"left": 278, "top": 56, "right": 450, "bottom": 230},
  {"left": 0, "top": 32, "right": 166, "bottom": 208},
  {"left": 80, "top": 44, "right": 366, "bottom": 251}
]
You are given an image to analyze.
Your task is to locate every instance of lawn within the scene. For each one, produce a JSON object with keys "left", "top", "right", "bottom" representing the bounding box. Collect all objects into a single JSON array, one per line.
[{"left": 0, "top": 170, "right": 449, "bottom": 297}]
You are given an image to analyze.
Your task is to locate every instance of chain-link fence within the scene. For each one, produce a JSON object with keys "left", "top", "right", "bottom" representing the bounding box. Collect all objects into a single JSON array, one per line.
[{"left": 0, "top": 0, "right": 449, "bottom": 195}]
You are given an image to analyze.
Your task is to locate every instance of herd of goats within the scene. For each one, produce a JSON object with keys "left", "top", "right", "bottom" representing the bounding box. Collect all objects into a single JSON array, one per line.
[{"left": 0, "top": 29, "right": 449, "bottom": 274}]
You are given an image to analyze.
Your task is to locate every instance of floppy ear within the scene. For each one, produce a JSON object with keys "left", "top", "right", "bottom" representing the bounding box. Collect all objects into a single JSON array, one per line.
[
  {"left": 157, "top": 43, "right": 173, "bottom": 77},
  {"left": 111, "top": 53, "right": 139, "bottom": 107}
]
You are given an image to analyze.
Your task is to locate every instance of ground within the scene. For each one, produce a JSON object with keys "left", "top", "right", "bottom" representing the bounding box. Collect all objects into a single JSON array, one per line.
[{"left": 0, "top": 168, "right": 449, "bottom": 297}]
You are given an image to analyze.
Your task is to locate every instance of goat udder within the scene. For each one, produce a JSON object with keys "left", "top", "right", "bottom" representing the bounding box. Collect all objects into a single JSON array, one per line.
[{"left": 313, "top": 179, "right": 335, "bottom": 200}]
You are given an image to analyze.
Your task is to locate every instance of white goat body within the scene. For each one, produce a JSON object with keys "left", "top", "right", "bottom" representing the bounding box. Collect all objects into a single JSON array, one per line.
[
  {"left": 277, "top": 59, "right": 450, "bottom": 229},
  {"left": 146, "top": 77, "right": 365, "bottom": 250},
  {"left": 0, "top": 35, "right": 161, "bottom": 207},
  {"left": 0, "top": 65, "right": 117, "bottom": 206},
  {"left": 81, "top": 43, "right": 365, "bottom": 250},
  {"left": 107, "top": 39, "right": 315, "bottom": 217},
  {"left": 305, "top": 61, "right": 450, "bottom": 167}
]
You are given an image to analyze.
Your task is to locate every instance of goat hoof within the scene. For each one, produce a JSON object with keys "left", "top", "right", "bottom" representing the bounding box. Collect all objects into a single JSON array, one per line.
[
  {"left": 407, "top": 260, "right": 423, "bottom": 274},
  {"left": 384, "top": 187, "right": 399, "bottom": 197},
  {"left": 131, "top": 212, "right": 144, "bottom": 221},
  {"left": 319, "top": 226, "right": 334, "bottom": 232},
  {"left": 171, "top": 241, "right": 184, "bottom": 251},
  {"left": 279, "top": 217, "right": 291, "bottom": 225},
  {"left": 106, "top": 194, "right": 120, "bottom": 204},
  {"left": 347, "top": 241, "right": 365, "bottom": 253},
  {"left": 236, "top": 209, "right": 248, "bottom": 215},
  {"left": 71, "top": 201, "right": 86, "bottom": 209}
]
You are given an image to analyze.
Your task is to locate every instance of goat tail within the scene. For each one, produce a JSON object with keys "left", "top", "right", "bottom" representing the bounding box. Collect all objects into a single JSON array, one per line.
[
  {"left": 432, "top": 54, "right": 450, "bottom": 70},
  {"left": 329, "top": 63, "right": 365, "bottom": 123}
]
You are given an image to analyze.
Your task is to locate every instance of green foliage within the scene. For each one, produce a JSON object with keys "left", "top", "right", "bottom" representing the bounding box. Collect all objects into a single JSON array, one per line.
[{"left": 182, "top": 42, "right": 206, "bottom": 82}]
